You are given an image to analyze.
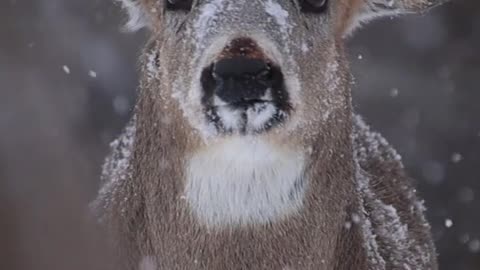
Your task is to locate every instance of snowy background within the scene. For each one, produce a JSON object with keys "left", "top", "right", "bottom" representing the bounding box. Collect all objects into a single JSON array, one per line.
[{"left": 0, "top": 0, "right": 479, "bottom": 269}]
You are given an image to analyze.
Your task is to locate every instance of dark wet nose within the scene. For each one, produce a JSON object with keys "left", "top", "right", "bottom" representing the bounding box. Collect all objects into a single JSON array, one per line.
[
  {"left": 210, "top": 57, "right": 275, "bottom": 104},
  {"left": 214, "top": 57, "right": 269, "bottom": 78}
]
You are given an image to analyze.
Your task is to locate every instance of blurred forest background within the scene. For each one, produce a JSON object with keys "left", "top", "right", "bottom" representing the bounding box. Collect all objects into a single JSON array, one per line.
[{"left": 0, "top": 0, "right": 479, "bottom": 269}]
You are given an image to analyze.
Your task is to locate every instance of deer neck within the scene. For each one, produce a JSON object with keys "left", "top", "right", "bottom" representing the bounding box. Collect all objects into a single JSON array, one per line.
[
  {"left": 131, "top": 90, "right": 357, "bottom": 268},
  {"left": 135, "top": 91, "right": 355, "bottom": 227},
  {"left": 184, "top": 136, "right": 307, "bottom": 228}
]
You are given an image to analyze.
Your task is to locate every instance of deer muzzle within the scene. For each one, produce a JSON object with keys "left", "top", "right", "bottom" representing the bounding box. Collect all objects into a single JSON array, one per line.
[{"left": 200, "top": 38, "right": 291, "bottom": 135}]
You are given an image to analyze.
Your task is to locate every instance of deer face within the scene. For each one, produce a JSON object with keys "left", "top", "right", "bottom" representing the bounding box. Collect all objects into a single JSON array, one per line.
[
  {"left": 135, "top": 0, "right": 342, "bottom": 145},
  {"left": 129, "top": 0, "right": 444, "bottom": 144}
]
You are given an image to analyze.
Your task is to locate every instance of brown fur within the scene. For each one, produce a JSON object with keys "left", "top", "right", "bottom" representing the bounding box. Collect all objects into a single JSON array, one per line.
[{"left": 95, "top": 0, "right": 448, "bottom": 269}]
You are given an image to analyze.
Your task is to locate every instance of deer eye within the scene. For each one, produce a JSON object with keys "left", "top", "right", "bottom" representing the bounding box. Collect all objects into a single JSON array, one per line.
[
  {"left": 165, "top": 0, "right": 193, "bottom": 11},
  {"left": 299, "top": 0, "right": 328, "bottom": 13}
]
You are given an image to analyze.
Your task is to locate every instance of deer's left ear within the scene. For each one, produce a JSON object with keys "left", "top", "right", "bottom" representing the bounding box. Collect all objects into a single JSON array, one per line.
[{"left": 344, "top": 0, "right": 448, "bottom": 35}]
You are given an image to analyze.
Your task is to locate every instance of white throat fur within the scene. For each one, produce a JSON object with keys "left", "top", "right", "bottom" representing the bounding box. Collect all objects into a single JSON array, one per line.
[{"left": 185, "top": 136, "right": 306, "bottom": 227}]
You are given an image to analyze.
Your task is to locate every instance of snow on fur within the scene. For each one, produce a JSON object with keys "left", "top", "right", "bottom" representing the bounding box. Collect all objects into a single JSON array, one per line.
[
  {"left": 353, "top": 115, "right": 433, "bottom": 269},
  {"left": 91, "top": 116, "right": 136, "bottom": 218},
  {"left": 355, "top": 168, "right": 433, "bottom": 268},
  {"left": 117, "top": 0, "right": 149, "bottom": 31},
  {"left": 353, "top": 114, "right": 403, "bottom": 166},
  {"left": 355, "top": 167, "right": 387, "bottom": 269},
  {"left": 145, "top": 48, "right": 160, "bottom": 82},
  {"left": 193, "top": 0, "right": 227, "bottom": 46},
  {"left": 264, "top": 0, "right": 292, "bottom": 36}
]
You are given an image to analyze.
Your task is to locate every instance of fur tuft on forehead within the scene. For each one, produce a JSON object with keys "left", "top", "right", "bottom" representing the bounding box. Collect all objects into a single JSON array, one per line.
[{"left": 117, "top": 0, "right": 150, "bottom": 31}]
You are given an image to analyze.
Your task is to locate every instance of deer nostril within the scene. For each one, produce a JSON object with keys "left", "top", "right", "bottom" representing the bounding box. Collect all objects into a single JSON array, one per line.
[
  {"left": 213, "top": 57, "right": 271, "bottom": 79},
  {"left": 256, "top": 64, "right": 273, "bottom": 80}
]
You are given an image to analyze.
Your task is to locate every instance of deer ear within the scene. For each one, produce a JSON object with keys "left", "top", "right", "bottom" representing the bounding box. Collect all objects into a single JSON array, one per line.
[{"left": 345, "top": 0, "right": 448, "bottom": 34}]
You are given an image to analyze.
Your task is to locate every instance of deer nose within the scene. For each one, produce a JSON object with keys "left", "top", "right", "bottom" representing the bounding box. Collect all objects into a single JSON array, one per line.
[{"left": 212, "top": 57, "right": 273, "bottom": 104}]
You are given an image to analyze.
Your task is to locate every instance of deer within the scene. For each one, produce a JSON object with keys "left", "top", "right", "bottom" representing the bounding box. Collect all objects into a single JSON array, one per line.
[{"left": 93, "top": 0, "right": 448, "bottom": 269}]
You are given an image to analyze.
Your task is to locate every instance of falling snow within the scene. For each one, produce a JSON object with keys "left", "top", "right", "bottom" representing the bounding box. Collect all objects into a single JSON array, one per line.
[
  {"left": 445, "top": 219, "right": 453, "bottom": 228},
  {"left": 390, "top": 88, "right": 399, "bottom": 97},
  {"left": 88, "top": 70, "right": 97, "bottom": 78},
  {"left": 62, "top": 65, "right": 70, "bottom": 74},
  {"left": 468, "top": 239, "right": 480, "bottom": 253},
  {"left": 451, "top": 152, "right": 463, "bottom": 163}
]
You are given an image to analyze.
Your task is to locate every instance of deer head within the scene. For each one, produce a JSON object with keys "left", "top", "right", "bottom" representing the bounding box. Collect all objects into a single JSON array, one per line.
[
  {"left": 119, "top": 0, "right": 446, "bottom": 147},
  {"left": 113, "top": 0, "right": 445, "bottom": 228}
]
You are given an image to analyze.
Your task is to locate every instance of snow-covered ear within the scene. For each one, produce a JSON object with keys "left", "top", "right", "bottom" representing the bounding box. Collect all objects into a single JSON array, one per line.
[{"left": 345, "top": 0, "right": 448, "bottom": 34}]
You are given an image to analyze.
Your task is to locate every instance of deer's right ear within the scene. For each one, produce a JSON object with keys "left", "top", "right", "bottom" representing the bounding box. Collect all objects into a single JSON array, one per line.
[{"left": 344, "top": 0, "right": 448, "bottom": 35}]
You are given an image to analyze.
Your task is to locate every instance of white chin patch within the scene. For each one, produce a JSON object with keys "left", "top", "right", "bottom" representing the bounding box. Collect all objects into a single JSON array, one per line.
[
  {"left": 246, "top": 102, "right": 278, "bottom": 132},
  {"left": 216, "top": 106, "right": 244, "bottom": 131},
  {"left": 184, "top": 137, "right": 306, "bottom": 228},
  {"left": 216, "top": 102, "right": 279, "bottom": 133}
]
